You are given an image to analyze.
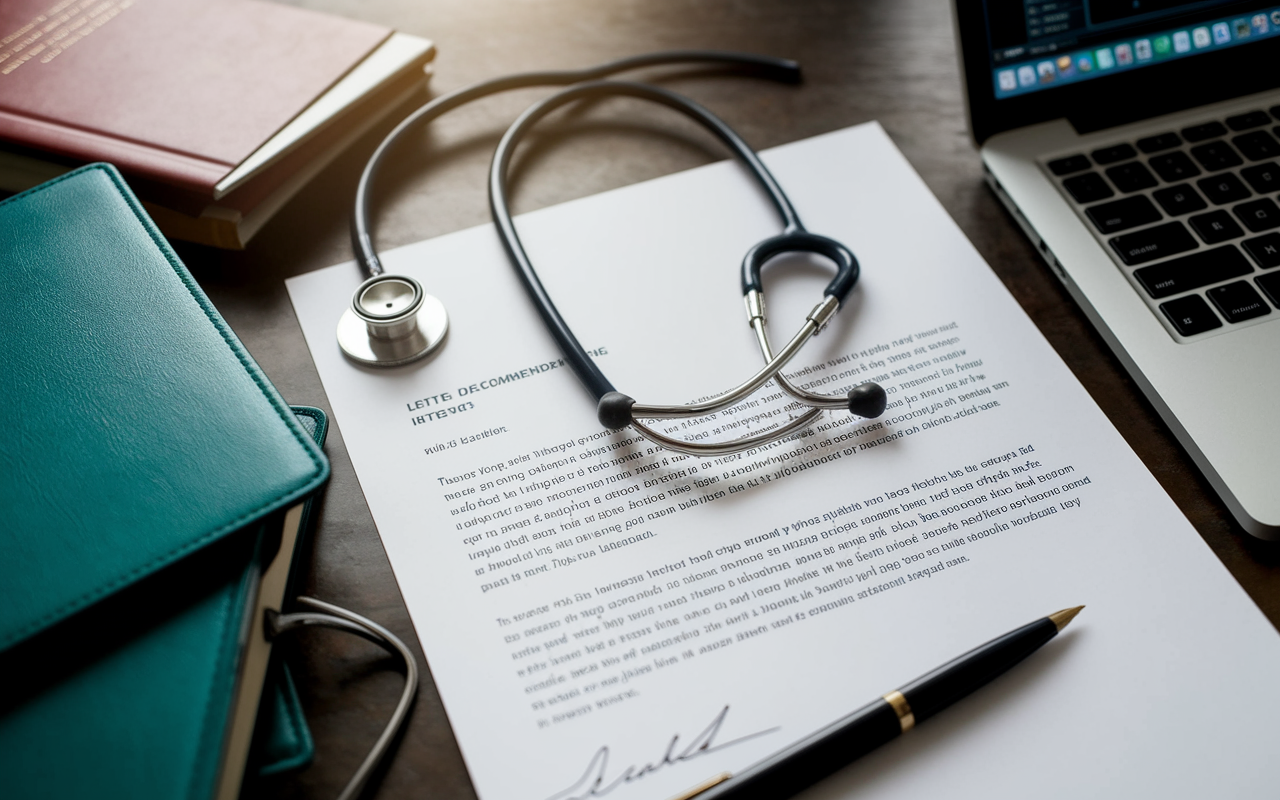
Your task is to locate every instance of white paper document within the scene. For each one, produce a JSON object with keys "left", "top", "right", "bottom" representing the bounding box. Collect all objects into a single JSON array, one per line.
[{"left": 287, "top": 124, "right": 1280, "bottom": 799}]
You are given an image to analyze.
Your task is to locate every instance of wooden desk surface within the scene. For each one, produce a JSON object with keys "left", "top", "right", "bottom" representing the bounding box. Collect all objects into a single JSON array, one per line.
[{"left": 174, "top": 1, "right": 1280, "bottom": 797}]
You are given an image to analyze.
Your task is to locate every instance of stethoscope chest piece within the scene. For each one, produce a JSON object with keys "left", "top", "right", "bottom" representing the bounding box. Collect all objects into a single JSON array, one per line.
[{"left": 337, "top": 274, "right": 448, "bottom": 367}]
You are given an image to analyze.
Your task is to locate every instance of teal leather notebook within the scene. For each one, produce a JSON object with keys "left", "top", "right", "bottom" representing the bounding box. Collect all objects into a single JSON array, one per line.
[{"left": 0, "top": 164, "right": 330, "bottom": 799}]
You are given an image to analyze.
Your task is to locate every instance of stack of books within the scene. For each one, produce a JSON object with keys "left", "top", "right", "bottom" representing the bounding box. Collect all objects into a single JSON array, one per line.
[
  {"left": 0, "top": 162, "right": 333, "bottom": 799},
  {"left": 0, "top": 0, "right": 434, "bottom": 248}
]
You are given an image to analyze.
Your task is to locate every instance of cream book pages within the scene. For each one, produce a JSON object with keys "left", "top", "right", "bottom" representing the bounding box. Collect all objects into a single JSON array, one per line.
[{"left": 287, "top": 123, "right": 1280, "bottom": 800}]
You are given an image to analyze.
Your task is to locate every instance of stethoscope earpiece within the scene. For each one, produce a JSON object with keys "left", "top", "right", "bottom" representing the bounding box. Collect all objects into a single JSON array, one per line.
[
  {"left": 848, "top": 382, "right": 887, "bottom": 418},
  {"left": 337, "top": 274, "right": 448, "bottom": 367}
]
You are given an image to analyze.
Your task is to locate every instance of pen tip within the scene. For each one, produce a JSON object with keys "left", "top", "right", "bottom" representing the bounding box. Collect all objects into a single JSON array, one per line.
[{"left": 1049, "top": 605, "right": 1084, "bottom": 632}]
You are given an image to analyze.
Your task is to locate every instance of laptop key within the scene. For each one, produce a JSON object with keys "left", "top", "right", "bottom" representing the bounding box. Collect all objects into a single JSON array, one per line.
[
  {"left": 1242, "top": 232, "right": 1280, "bottom": 267},
  {"left": 1092, "top": 144, "right": 1137, "bottom": 165},
  {"left": 1149, "top": 151, "right": 1201, "bottom": 182},
  {"left": 1110, "top": 221, "right": 1199, "bottom": 265},
  {"left": 1189, "top": 210, "right": 1244, "bottom": 243},
  {"left": 1240, "top": 162, "right": 1280, "bottom": 193},
  {"left": 1105, "top": 161, "right": 1158, "bottom": 193},
  {"left": 1159, "top": 295, "right": 1223, "bottom": 336},
  {"left": 1133, "top": 246, "right": 1252, "bottom": 297},
  {"left": 1153, "top": 184, "right": 1208, "bottom": 215},
  {"left": 1182, "top": 121, "right": 1228, "bottom": 142},
  {"left": 1226, "top": 111, "right": 1271, "bottom": 131},
  {"left": 1063, "top": 172, "right": 1114, "bottom": 203},
  {"left": 1137, "top": 132, "right": 1181, "bottom": 153},
  {"left": 1198, "top": 173, "right": 1251, "bottom": 204},
  {"left": 1256, "top": 272, "right": 1280, "bottom": 305},
  {"left": 1048, "top": 154, "right": 1091, "bottom": 175},
  {"left": 1207, "top": 281, "right": 1271, "bottom": 322},
  {"left": 1232, "top": 130, "right": 1280, "bottom": 161},
  {"left": 1086, "top": 195, "right": 1162, "bottom": 233},
  {"left": 1233, "top": 198, "right": 1280, "bottom": 232},
  {"left": 1190, "top": 141, "right": 1244, "bottom": 171}
]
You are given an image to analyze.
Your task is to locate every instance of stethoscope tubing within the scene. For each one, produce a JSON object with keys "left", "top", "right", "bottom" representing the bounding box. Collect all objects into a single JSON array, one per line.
[
  {"left": 487, "top": 79, "right": 807, "bottom": 403},
  {"left": 349, "top": 50, "right": 885, "bottom": 455},
  {"left": 352, "top": 51, "right": 802, "bottom": 278}
]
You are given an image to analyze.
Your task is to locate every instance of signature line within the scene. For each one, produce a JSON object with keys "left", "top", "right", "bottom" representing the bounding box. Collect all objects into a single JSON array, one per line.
[{"left": 545, "top": 705, "right": 779, "bottom": 800}]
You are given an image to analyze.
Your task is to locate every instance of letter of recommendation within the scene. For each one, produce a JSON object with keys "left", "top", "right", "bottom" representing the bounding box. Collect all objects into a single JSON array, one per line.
[{"left": 287, "top": 124, "right": 1280, "bottom": 800}]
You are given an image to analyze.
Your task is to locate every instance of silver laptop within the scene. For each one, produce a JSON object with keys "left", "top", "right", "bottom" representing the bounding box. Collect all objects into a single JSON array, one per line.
[{"left": 955, "top": 0, "right": 1280, "bottom": 539}]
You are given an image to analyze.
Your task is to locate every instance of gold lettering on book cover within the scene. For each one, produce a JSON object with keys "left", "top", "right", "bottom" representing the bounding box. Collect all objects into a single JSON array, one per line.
[{"left": 0, "top": 0, "right": 136, "bottom": 76}]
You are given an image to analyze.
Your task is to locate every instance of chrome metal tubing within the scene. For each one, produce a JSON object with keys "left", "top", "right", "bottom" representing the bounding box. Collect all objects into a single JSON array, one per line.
[
  {"left": 750, "top": 317, "right": 848, "bottom": 409},
  {"left": 744, "top": 288, "right": 766, "bottom": 325},
  {"left": 629, "top": 301, "right": 831, "bottom": 420},
  {"left": 630, "top": 407, "right": 824, "bottom": 456}
]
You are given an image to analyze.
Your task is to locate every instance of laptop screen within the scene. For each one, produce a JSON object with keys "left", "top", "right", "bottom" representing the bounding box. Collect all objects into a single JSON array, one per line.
[{"left": 983, "top": 1, "right": 1280, "bottom": 100}]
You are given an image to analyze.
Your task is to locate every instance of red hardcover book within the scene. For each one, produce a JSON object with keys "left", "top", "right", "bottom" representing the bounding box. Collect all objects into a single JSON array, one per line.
[
  {"left": 0, "top": 0, "right": 388, "bottom": 192},
  {"left": 0, "top": 0, "right": 433, "bottom": 247}
]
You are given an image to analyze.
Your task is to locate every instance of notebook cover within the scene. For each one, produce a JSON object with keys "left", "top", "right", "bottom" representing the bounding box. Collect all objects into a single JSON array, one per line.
[
  {"left": 0, "top": 162, "right": 329, "bottom": 651},
  {"left": 0, "top": 0, "right": 389, "bottom": 194},
  {"left": 0, "top": 407, "right": 327, "bottom": 799},
  {"left": 0, "top": 515, "right": 275, "bottom": 800},
  {"left": 253, "top": 659, "right": 316, "bottom": 778},
  {"left": 0, "top": 166, "right": 330, "bottom": 798}
]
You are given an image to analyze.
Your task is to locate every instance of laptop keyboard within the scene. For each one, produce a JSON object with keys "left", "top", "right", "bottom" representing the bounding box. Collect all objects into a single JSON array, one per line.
[{"left": 1044, "top": 107, "right": 1280, "bottom": 339}]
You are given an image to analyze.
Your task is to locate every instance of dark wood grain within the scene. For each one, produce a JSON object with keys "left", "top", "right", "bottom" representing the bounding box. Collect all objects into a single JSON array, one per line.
[{"left": 173, "top": 1, "right": 1280, "bottom": 797}]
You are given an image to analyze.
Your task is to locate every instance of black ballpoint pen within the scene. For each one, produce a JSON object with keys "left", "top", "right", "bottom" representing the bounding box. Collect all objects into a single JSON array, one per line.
[{"left": 671, "top": 606, "right": 1084, "bottom": 800}]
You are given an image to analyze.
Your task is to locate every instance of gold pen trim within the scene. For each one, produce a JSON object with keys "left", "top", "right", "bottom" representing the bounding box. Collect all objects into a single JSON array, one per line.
[
  {"left": 1049, "top": 605, "right": 1085, "bottom": 632},
  {"left": 667, "top": 772, "right": 732, "bottom": 800},
  {"left": 882, "top": 690, "right": 915, "bottom": 733}
]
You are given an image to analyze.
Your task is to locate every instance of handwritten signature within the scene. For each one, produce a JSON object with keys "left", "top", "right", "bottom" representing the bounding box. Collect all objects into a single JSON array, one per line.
[{"left": 545, "top": 705, "right": 779, "bottom": 800}]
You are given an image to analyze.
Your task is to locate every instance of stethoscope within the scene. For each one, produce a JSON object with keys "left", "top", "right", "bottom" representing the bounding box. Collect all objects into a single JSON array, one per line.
[{"left": 338, "top": 51, "right": 886, "bottom": 456}]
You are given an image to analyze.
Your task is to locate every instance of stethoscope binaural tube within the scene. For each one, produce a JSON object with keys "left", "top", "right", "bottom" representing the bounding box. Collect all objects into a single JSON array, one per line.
[{"left": 488, "top": 80, "right": 886, "bottom": 456}]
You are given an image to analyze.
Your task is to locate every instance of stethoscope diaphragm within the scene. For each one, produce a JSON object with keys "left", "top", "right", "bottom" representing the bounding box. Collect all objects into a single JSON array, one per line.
[{"left": 336, "top": 274, "right": 448, "bottom": 366}]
